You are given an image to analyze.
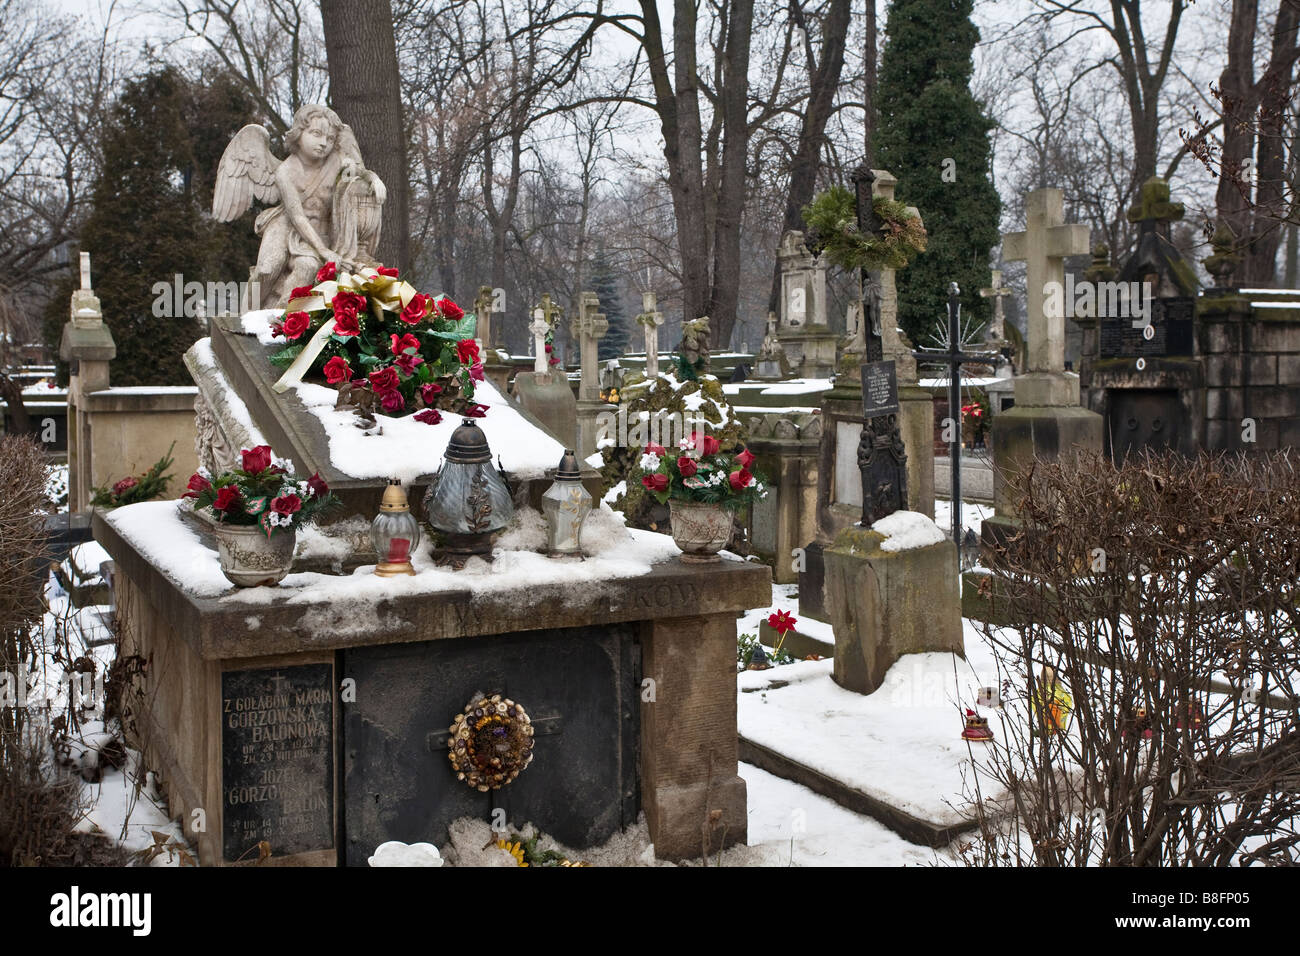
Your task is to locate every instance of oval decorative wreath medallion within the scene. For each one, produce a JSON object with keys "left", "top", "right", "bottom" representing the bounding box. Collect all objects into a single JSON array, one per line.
[{"left": 447, "top": 694, "right": 535, "bottom": 791}]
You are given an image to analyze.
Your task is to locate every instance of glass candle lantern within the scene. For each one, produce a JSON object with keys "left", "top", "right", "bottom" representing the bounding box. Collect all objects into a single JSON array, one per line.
[
  {"left": 541, "top": 449, "right": 592, "bottom": 557},
  {"left": 371, "top": 478, "right": 420, "bottom": 576},
  {"left": 423, "top": 419, "right": 514, "bottom": 558}
]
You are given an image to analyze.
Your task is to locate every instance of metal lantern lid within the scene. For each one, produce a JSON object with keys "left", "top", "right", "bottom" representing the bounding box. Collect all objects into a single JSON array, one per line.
[
  {"left": 444, "top": 418, "right": 492, "bottom": 464},
  {"left": 379, "top": 477, "right": 410, "bottom": 512},
  {"left": 554, "top": 449, "right": 581, "bottom": 480}
]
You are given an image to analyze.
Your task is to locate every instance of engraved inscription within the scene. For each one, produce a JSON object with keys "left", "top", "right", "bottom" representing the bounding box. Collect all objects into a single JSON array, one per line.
[{"left": 221, "top": 664, "right": 333, "bottom": 861}]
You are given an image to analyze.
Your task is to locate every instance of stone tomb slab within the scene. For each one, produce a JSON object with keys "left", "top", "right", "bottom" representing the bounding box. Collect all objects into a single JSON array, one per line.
[{"left": 94, "top": 503, "right": 769, "bottom": 864}]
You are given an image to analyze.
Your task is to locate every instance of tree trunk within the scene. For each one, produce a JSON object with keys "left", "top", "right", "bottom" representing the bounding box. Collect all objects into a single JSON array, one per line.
[
  {"left": 709, "top": 0, "right": 756, "bottom": 350},
  {"left": 320, "top": 0, "right": 409, "bottom": 272},
  {"left": 1214, "top": 0, "right": 1260, "bottom": 249},
  {"left": 765, "top": 0, "right": 853, "bottom": 316},
  {"left": 0, "top": 372, "right": 31, "bottom": 435},
  {"left": 669, "top": 0, "right": 711, "bottom": 330},
  {"left": 864, "top": 0, "right": 877, "bottom": 168},
  {"left": 1244, "top": 0, "right": 1300, "bottom": 285}
]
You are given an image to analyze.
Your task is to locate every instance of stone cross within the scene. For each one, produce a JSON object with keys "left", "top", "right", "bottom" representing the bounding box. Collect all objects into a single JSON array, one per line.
[
  {"left": 636, "top": 290, "right": 665, "bottom": 379},
  {"left": 978, "top": 269, "right": 1012, "bottom": 341},
  {"left": 1001, "top": 188, "right": 1090, "bottom": 374},
  {"left": 777, "top": 230, "right": 827, "bottom": 330},
  {"left": 529, "top": 309, "right": 550, "bottom": 376},
  {"left": 572, "top": 290, "right": 608, "bottom": 402},
  {"left": 70, "top": 253, "right": 103, "bottom": 327},
  {"left": 473, "top": 285, "right": 495, "bottom": 352},
  {"left": 80, "top": 251, "right": 92, "bottom": 290},
  {"left": 868, "top": 169, "right": 919, "bottom": 385}
]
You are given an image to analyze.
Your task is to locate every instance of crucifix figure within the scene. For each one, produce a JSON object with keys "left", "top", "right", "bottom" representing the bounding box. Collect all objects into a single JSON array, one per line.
[
  {"left": 978, "top": 269, "right": 1012, "bottom": 343},
  {"left": 637, "top": 291, "right": 665, "bottom": 378},
  {"left": 852, "top": 165, "right": 908, "bottom": 526},
  {"left": 572, "top": 291, "right": 608, "bottom": 402},
  {"left": 473, "top": 285, "right": 495, "bottom": 352},
  {"left": 1001, "top": 189, "right": 1090, "bottom": 375},
  {"left": 529, "top": 309, "right": 550, "bottom": 376}
]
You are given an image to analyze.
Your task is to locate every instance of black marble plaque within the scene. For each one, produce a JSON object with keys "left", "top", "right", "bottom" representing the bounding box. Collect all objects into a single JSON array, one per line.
[
  {"left": 1099, "top": 297, "right": 1195, "bottom": 358},
  {"left": 221, "top": 663, "right": 334, "bottom": 862},
  {"left": 862, "top": 360, "right": 900, "bottom": 417}
]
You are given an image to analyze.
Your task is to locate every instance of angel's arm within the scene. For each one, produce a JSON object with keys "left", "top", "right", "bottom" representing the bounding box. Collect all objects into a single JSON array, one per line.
[{"left": 275, "top": 162, "right": 333, "bottom": 260}]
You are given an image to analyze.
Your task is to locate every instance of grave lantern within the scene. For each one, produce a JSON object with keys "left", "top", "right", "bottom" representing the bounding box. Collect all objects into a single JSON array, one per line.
[
  {"left": 541, "top": 449, "right": 591, "bottom": 557},
  {"left": 371, "top": 478, "right": 420, "bottom": 576},
  {"left": 423, "top": 418, "right": 514, "bottom": 559}
]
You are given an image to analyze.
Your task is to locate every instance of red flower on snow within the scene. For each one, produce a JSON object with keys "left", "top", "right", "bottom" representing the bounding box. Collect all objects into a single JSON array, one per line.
[
  {"left": 414, "top": 408, "right": 442, "bottom": 425},
  {"left": 241, "top": 445, "right": 273, "bottom": 475},
  {"left": 315, "top": 261, "right": 337, "bottom": 283},
  {"left": 767, "top": 609, "right": 797, "bottom": 635},
  {"left": 465, "top": 403, "right": 489, "bottom": 418},
  {"left": 323, "top": 356, "right": 353, "bottom": 385},
  {"left": 379, "top": 390, "right": 405, "bottom": 413}
]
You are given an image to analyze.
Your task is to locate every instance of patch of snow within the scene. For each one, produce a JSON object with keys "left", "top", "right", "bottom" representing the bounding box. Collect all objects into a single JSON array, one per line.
[
  {"left": 91, "top": 386, "right": 198, "bottom": 395},
  {"left": 240, "top": 308, "right": 283, "bottom": 343},
  {"left": 190, "top": 337, "right": 268, "bottom": 445},
  {"left": 369, "top": 841, "right": 444, "bottom": 866},
  {"left": 603, "top": 479, "right": 626, "bottom": 505},
  {"left": 104, "top": 501, "right": 233, "bottom": 598},
  {"left": 871, "top": 510, "right": 946, "bottom": 552},
  {"left": 1251, "top": 301, "right": 1300, "bottom": 308},
  {"left": 933, "top": 500, "right": 993, "bottom": 537},
  {"left": 288, "top": 377, "right": 565, "bottom": 483}
]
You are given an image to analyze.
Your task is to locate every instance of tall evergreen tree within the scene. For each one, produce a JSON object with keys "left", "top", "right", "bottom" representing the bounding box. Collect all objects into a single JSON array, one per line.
[
  {"left": 43, "top": 68, "right": 259, "bottom": 385},
  {"left": 873, "top": 0, "right": 1001, "bottom": 344},
  {"left": 590, "top": 251, "right": 630, "bottom": 361}
]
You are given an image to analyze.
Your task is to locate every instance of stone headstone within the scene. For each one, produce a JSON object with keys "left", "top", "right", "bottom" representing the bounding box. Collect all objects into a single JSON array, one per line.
[{"left": 637, "top": 291, "right": 665, "bottom": 379}]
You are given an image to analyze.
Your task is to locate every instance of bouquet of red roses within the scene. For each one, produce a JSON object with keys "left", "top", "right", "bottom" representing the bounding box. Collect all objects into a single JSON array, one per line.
[
  {"left": 182, "top": 445, "right": 338, "bottom": 537},
  {"left": 636, "top": 432, "right": 767, "bottom": 511},
  {"left": 267, "top": 262, "right": 487, "bottom": 423}
]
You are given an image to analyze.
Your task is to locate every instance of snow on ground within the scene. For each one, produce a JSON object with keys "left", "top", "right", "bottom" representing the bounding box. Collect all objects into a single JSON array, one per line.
[{"left": 933, "top": 499, "right": 993, "bottom": 537}]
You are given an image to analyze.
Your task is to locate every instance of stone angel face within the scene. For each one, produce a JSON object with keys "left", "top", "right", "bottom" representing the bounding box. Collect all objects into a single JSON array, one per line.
[{"left": 212, "top": 104, "right": 386, "bottom": 310}]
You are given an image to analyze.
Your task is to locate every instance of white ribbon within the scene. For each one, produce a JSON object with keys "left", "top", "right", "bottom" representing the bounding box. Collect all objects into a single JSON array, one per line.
[{"left": 272, "top": 317, "right": 338, "bottom": 394}]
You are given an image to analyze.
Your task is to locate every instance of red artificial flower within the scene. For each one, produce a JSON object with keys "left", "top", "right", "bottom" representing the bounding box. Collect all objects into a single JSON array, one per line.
[
  {"left": 549, "top": 356, "right": 560, "bottom": 366},
  {"left": 323, "top": 356, "right": 353, "bottom": 385},
  {"left": 368, "top": 367, "right": 400, "bottom": 393},
  {"left": 390, "top": 332, "right": 420, "bottom": 356},
  {"left": 728, "top": 468, "right": 753, "bottom": 491},
  {"left": 456, "top": 338, "right": 480, "bottom": 365},
  {"left": 420, "top": 383, "right": 443, "bottom": 405},
  {"left": 182, "top": 473, "right": 211, "bottom": 498},
  {"left": 394, "top": 352, "right": 423, "bottom": 376},
  {"left": 241, "top": 445, "right": 273, "bottom": 475},
  {"left": 469, "top": 361, "right": 485, "bottom": 382},
  {"left": 289, "top": 285, "right": 315, "bottom": 300},
  {"left": 112, "top": 476, "right": 138, "bottom": 497},
  {"left": 377, "top": 266, "right": 400, "bottom": 277},
  {"left": 735, "top": 448, "right": 755, "bottom": 469},
  {"left": 414, "top": 408, "right": 442, "bottom": 425},
  {"left": 544, "top": 344, "right": 553, "bottom": 353},
  {"left": 465, "top": 403, "right": 489, "bottom": 418},
  {"left": 306, "top": 473, "right": 329, "bottom": 498},
  {"left": 768, "top": 609, "right": 797, "bottom": 635},
  {"left": 214, "top": 485, "right": 242, "bottom": 512},
  {"left": 332, "top": 289, "right": 365, "bottom": 317},
  {"left": 271, "top": 493, "right": 302, "bottom": 516},
  {"left": 676, "top": 456, "right": 697, "bottom": 477},
  {"left": 645, "top": 443, "right": 666, "bottom": 456},
  {"left": 688, "top": 432, "right": 721, "bottom": 456},
  {"left": 332, "top": 310, "right": 360, "bottom": 337},
  {"left": 315, "top": 261, "right": 337, "bottom": 283},
  {"left": 281, "top": 311, "right": 311, "bottom": 341},
  {"left": 437, "top": 297, "right": 465, "bottom": 321},
  {"left": 379, "top": 390, "right": 406, "bottom": 413},
  {"left": 399, "top": 293, "right": 429, "bottom": 325},
  {"left": 642, "top": 473, "right": 668, "bottom": 492}
]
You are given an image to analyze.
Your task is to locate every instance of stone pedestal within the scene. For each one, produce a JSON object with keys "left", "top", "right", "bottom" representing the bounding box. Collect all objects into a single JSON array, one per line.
[
  {"left": 779, "top": 329, "right": 840, "bottom": 379},
  {"left": 60, "top": 320, "right": 116, "bottom": 512},
  {"left": 824, "top": 523, "right": 963, "bottom": 695},
  {"left": 95, "top": 505, "right": 769, "bottom": 865},
  {"left": 743, "top": 413, "right": 821, "bottom": 584},
  {"left": 511, "top": 370, "right": 579, "bottom": 449},
  {"left": 575, "top": 398, "right": 615, "bottom": 461}
]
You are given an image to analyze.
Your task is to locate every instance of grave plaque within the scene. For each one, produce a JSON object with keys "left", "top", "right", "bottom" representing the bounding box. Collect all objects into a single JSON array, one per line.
[
  {"left": 1099, "top": 298, "right": 1195, "bottom": 358},
  {"left": 862, "top": 360, "right": 900, "bottom": 418},
  {"left": 221, "top": 663, "right": 334, "bottom": 862}
]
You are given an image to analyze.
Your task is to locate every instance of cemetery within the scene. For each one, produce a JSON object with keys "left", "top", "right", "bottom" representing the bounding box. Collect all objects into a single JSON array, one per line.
[{"left": 0, "top": 0, "right": 1298, "bottom": 900}]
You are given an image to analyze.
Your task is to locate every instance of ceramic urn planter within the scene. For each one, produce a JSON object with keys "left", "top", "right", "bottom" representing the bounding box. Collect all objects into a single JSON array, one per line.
[
  {"left": 214, "top": 525, "right": 297, "bottom": 587},
  {"left": 668, "top": 500, "right": 732, "bottom": 563}
]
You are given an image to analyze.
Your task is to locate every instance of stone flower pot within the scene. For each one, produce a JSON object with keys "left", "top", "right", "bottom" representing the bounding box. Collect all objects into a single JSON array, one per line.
[
  {"left": 214, "top": 524, "right": 297, "bottom": 587},
  {"left": 668, "top": 500, "right": 732, "bottom": 563}
]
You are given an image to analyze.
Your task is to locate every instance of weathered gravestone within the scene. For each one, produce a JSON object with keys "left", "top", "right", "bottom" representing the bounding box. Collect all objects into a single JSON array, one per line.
[{"left": 512, "top": 294, "right": 579, "bottom": 450}]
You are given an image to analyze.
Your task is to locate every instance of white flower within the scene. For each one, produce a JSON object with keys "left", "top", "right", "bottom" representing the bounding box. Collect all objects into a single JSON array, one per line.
[
  {"left": 271, "top": 454, "right": 293, "bottom": 473},
  {"left": 678, "top": 437, "right": 693, "bottom": 450},
  {"left": 197, "top": 466, "right": 212, "bottom": 481},
  {"left": 296, "top": 481, "right": 310, "bottom": 497},
  {"left": 639, "top": 452, "right": 661, "bottom": 471}
]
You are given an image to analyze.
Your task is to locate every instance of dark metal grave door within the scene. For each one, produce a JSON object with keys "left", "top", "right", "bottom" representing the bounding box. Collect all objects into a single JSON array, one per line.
[
  {"left": 340, "top": 625, "right": 640, "bottom": 866},
  {"left": 1108, "top": 389, "right": 1183, "bottom": 463}
]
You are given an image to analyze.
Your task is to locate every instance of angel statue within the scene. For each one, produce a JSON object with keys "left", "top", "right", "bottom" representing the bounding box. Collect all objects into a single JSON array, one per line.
[{"left": 212, "top": 104, "right": 387, "bottom": 309}]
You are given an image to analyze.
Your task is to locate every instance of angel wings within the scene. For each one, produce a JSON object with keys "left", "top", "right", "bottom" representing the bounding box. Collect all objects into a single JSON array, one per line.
[{"left": 212, "top": 106, "right": 386, "bottom": 309}]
